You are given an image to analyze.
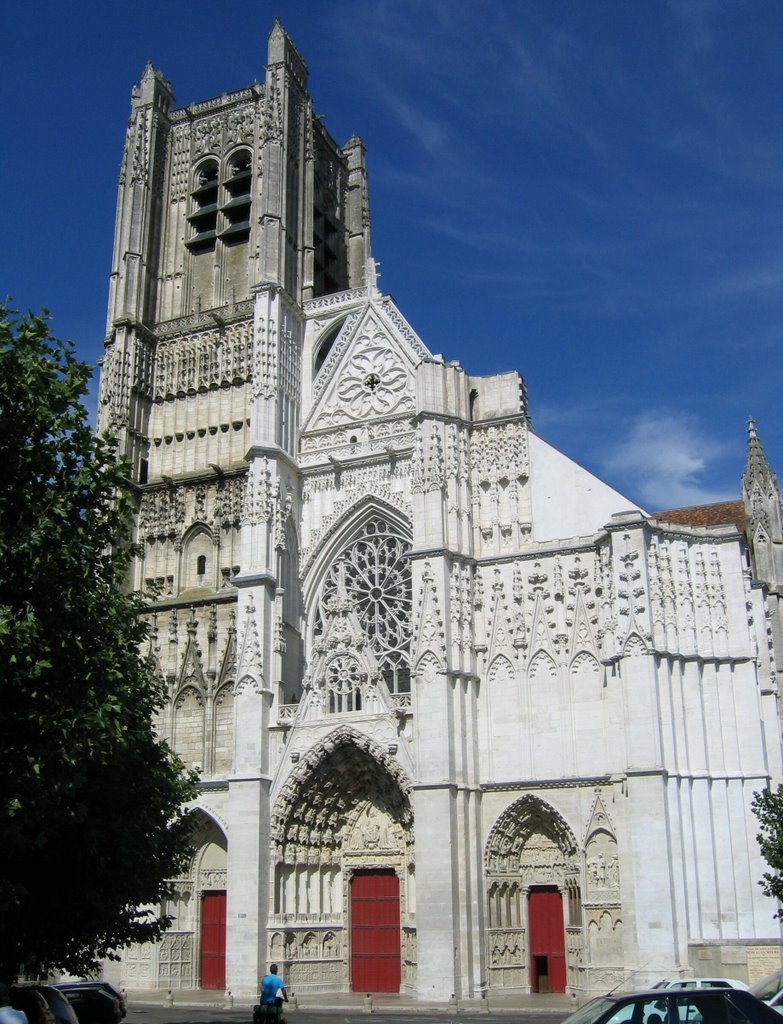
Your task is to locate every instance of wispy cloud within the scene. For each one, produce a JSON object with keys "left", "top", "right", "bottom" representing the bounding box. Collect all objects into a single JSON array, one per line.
[
  {"left": 600, "top": 411, "right": 734, "bottom": 509},
  {"left": 710, "top": 259, "right": 783, "bottom": 299},
  {"left": 377, "top": 91, "right": 453, "bottom": 159}
]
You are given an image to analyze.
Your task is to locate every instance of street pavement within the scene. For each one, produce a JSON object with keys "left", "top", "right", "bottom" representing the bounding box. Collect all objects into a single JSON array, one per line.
[{"left": 125, "top": 987, "right": 577, "bottom": 1022}]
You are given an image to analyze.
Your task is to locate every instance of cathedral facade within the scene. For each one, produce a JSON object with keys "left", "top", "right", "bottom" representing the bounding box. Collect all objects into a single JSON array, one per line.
[{"left": 97, "top": 22, "right": 783, "bottom": 1001}]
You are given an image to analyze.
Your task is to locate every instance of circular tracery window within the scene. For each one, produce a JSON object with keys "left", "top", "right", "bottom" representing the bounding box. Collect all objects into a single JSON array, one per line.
[{"left": 316, "top": 517, "right": 412, "bottom": 693}]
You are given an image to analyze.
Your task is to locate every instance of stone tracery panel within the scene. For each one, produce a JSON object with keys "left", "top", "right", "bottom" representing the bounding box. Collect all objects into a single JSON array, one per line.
[
  {"left": 314, "top": 516, "right": 412, "bottom": 694},
  {"left": 212, "top": 684, "right": 234, "bottom": 774},
  {"left": 172, "top": 686, "right": 205, "bottom": 769}
]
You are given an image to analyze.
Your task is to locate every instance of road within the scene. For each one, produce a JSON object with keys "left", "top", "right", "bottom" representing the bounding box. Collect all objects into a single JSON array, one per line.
[{"left": 127, "top": 1008, "right": 569, "bottom": 1024}]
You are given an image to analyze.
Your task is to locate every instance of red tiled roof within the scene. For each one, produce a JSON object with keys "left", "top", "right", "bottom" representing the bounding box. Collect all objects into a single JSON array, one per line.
[{"left": 653, "top": 500, "right": 745, "bottom": 532}]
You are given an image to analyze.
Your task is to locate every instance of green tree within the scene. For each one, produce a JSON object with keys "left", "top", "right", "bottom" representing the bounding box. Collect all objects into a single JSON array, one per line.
[
  {"left": 753, "top": 785, "right": 783, "bottom": 911},
  {"left": 0, "top": 306, "right": 196, "bottom": 980}
]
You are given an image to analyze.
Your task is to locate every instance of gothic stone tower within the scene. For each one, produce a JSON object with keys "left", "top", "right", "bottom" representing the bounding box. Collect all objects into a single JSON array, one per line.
[{"left": 98, "top": 21, "right": 783, "bottom": 1002}]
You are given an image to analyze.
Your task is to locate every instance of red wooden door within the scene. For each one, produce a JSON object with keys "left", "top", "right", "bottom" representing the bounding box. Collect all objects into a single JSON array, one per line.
[
  {"left": 528, "top": 887, "right": 566, "bottom": 993},
  {"left": 200, "top": 891, "right": 226, "bottom": 989},
  {"left": 350, "top": 870, "right": 401, "bottom": 992}
]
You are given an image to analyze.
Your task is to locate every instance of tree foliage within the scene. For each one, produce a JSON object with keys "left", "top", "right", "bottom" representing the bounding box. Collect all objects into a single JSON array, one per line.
[
  {"left": 752, "top": 785, "right": 783, "bottom": 912},
  {"left": 0, "top": 306, "right": 196, "bottom": 980}
]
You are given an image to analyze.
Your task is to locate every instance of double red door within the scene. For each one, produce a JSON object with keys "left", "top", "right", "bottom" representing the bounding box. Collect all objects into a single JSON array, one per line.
[
  {"left": 528, "top": 887, "right": 566, "bottom": 993},
  {"left": 200, "top": 891, "right": 227, "bottom": 989},
  {"left": 350, "top": 870, "right": 401, "bottom": 992}
]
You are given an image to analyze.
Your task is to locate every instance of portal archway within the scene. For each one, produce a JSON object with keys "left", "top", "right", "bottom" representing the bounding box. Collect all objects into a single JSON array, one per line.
[
  {"left": 270, "top": 729, "right": 414, "bottom": 992},
  {"left": 485, "top": 796, "right": 581, "bottom": 993},
  {"left": 120, "top": 810, "right": 227, "bottom": 991}
]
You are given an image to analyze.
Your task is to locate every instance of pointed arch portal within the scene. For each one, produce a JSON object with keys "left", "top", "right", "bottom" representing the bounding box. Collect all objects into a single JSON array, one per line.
[
  {"left": 485, "top": 796, "right": 580, "bottom": 993},
  {"left": 270, "top": 729, "right": 414, "bottom": 992}
]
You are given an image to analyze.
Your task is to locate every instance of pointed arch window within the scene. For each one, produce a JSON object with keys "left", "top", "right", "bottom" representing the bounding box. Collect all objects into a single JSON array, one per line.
[
  {"left": 313, "top": 317, "right": 346, "bottom": 380},
  {"left": 315, "top": 516, "right": 412, "bottom": 693}
]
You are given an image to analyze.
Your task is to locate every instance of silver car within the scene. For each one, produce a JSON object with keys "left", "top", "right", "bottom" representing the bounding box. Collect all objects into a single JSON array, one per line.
[{"left": 751, "top": 969, "right": 783, "bottom": 1014}]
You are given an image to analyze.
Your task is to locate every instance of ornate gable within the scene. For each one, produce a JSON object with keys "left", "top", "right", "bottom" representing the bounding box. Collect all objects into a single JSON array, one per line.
[
  {"left": 303, "top": 299, "right": 428, "bottom": 436},
  {"left": 413, "top": 560, "right": 446, "bottom": 667},
  {"left": 487, "top": 568, "right": 516, "bottom": 664},
  {"left": 299, "top": 563, "right": 398, "bottom": 720},
  {"left": 177, "top": 613, "right": 206, "bottom": 692},
  {"left": 234, "top": 597, "right": 265, "bottom": 692}
]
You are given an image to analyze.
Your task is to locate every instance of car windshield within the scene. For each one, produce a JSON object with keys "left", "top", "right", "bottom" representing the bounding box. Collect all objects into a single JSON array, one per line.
[
  {"left": 561, "top": 997, "right": 618, "bottom": 1024},
  {"left": 751, "top": 971, "right": 783, "bottom": 1001}
]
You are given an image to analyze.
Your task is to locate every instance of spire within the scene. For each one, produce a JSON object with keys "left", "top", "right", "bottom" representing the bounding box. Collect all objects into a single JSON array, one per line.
[
  {"left": 743, "top": 416, "right": 777, "bottom": 494},
  {"left": 133, "top": 61, "right": 173, "bottom": 109},
  {"left": 267, "top": 18, "right": 308, "bottom": 87},
  {"left": 742, "top": 417, "right": 783, "bottom": 590}
]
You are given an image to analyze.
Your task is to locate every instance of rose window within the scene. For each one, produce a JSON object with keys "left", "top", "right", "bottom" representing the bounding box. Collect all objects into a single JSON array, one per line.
[
  {"left": 316, "top": 517, "right": 412, "bottom": 693},
  {"left": 326, "top": 656, "right": 363, "bottom": 714},
  {"left": 335, "top": 345, "right": 408, "bottom": 419}
]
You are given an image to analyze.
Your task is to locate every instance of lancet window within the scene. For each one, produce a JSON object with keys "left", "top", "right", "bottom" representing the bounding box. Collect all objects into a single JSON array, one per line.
[{"left": 315, "top": 517, "right": 412, "bottom": 693}]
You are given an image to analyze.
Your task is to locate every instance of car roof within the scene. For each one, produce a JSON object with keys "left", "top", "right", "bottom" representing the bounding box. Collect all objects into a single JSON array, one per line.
[
  {"left": 571, "top": 988, "right": 781, "bottom": 1024},
  {"left": 604, "top": 988, "right": 757, "bottom": 999},
  {"left": 656, "top": 978, "right": 748, "bottom": 987}
]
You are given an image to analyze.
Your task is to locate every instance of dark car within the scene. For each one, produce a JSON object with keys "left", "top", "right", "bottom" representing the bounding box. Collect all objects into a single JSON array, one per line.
[
  {"left": 9, "top": 987, "right": 53, "bottom": 1024},
  {"left": 561, "top": 987, "right": 782, "bottom": 1024},
  {"left": 55, "top": 985, "right": 125, "bottom": 1021},
  {"left": 53, "top": 986, "right": 121, "bottom": 1024},
  {"left": 23, "top": 986, "right": 80, "bottom": 1024}
]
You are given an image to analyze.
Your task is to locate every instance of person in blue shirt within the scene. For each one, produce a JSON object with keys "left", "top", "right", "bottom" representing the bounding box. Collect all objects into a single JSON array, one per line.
[{"left": 260, "top": 964, "right": 287, "bottom": 1010}]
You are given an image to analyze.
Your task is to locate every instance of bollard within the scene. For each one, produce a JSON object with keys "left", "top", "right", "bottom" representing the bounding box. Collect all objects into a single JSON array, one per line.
[
  {"left": 480, "top": 988, "right": 490, "bottom": 1014},
  {"left": 363, "top": 993, "right": 373, "bottom": 1013},
  {"left": 289, "top": 992, "right": 298, "bottom": 1010},
  {"left": 164, "top": 990, "right": 173, "bottom": 1007},
  {"left": 449, "top": 993, "right": 458, "bottom": 1013},
  {"left": 223, "top": 989, "right": 233, "bottom": 1009}
]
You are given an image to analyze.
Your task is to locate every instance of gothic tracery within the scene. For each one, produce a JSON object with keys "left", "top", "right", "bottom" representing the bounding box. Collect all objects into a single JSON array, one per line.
[{"left": 315, "top": 516, "right": 412, "bottom": 693}]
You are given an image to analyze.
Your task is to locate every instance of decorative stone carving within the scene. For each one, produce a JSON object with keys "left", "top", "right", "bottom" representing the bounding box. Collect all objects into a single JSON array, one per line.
[
  {"left": 192, "top": 115, "right": 223, "bottom": 156},
  {"left": 302, "top": 490, "right": 412, "bottom": 577},
  {"left": 329, "top": 344, "right": 410, "bottom": 422},
  {"left": 199, "top": 868, "right": 228, "bottom": 889},
  {"left": 158, "top": 931, "right": 194, "bottom": 989},
  {"left": 154, "top": 319, "right": 253, "bottom": 397},
  {"left": 270, "top": 726, "right": 413, "bottom": 860}
]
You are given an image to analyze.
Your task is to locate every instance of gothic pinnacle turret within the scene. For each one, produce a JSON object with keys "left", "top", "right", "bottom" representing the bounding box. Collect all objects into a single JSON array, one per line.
[{"left": 742, "top": 417, "right": 783, "bottom": 592}]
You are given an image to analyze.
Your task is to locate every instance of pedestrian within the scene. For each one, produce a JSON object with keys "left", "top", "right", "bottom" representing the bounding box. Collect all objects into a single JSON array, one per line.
[
  {"left": 0, "top": 984, "right": 27, "bottom": 1024},
  {"left": 259, "top": 964, "right": 287, "bottom": 1019}
]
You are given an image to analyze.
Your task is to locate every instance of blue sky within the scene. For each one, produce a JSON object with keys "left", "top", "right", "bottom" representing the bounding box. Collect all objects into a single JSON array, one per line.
[{"left": 2, "top": 0, "right": 781, "bottom": 511}]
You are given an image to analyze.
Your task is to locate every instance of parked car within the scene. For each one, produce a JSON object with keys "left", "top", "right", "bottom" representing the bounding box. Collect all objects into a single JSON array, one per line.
[
  {"left": 9, "top": 987, "right": 53, "bottom": 1024},
  {"left": 54, "top": 986, "right": 125, "bottom": 1021},
  {"left": 560, "top": 987, "right": 780, "bottom": 1024},
  {"left": 53, "top": 986, "right": 121, "bottom": 1024},
  {"left": 751, "top": 969, "right": 783, "bottom": 1014},
  {"left": 652, "top": 977, "right": 750, "bottom": 991},
  {"left": 21, "top": 986, "right": 80, "bottom": 1024}
]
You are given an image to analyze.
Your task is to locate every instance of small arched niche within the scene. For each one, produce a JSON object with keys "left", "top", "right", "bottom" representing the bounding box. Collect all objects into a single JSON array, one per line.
[{"left": 180, "top": 525, "right": 215, "bottom": 593}]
